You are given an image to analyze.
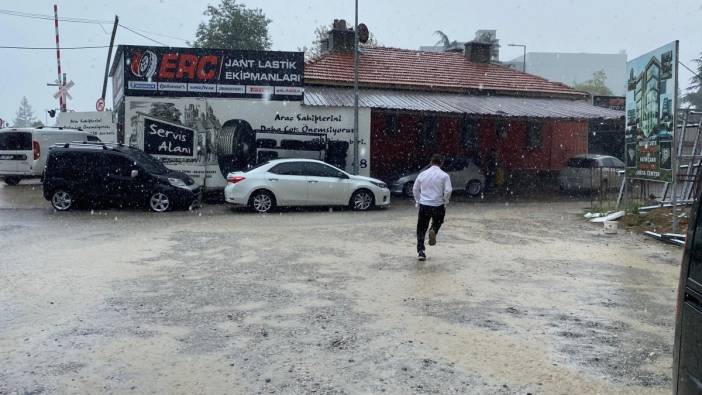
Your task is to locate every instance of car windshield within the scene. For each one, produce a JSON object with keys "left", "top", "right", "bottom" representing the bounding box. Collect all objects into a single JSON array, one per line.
[{"left": 1, "top": 2, "right": 699, "bottom": 394}]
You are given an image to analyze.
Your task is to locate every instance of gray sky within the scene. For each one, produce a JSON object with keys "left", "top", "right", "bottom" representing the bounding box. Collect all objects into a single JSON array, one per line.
[{"left": 0, "top": 0, "right": 699, "bottom": 125}]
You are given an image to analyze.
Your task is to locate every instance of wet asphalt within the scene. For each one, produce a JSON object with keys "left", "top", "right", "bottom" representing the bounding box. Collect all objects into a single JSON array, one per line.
[{"left": 0, "top": 181, "right": 682, "bottom": 394}]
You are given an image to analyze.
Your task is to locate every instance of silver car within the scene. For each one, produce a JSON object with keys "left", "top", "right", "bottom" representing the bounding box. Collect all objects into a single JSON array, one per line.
[
  {"left": 559, "top": 154, "right": 625, "bottom": 192},
  {"left": 390, "top": 157, "right": 485, "bottom": 197}
]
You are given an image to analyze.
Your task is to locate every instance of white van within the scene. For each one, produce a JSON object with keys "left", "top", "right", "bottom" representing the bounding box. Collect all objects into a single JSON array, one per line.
[{"left": 0, "top": 127, "right": 100, "bottom": 185}]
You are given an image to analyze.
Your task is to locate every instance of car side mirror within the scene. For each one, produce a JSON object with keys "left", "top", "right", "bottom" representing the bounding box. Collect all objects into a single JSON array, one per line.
[{"left": 131, "top": 169, "right": 139, "bottom": 178}]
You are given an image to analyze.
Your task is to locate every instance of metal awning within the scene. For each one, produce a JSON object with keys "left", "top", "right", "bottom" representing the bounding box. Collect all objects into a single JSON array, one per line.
[{"left": 303, "top": 86, "right": 624, "bottom": 119}]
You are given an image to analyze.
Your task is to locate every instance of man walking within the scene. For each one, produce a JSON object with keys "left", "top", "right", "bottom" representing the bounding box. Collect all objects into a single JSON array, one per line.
[{"left": 413, "top": 154, "right": 452, "bottom": 261}]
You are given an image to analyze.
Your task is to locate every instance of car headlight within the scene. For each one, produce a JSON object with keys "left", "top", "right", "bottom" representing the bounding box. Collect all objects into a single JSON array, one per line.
[
  {"left": 371, "top": 181, "right": 387, "bottom": 189},
  {"left": 168, "top": 177, "right": 188, "bottom": 189}
]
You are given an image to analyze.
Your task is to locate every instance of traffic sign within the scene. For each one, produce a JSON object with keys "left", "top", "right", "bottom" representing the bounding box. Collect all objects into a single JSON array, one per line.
[{"left": 96, "top": 97, "right": 105, "bottom": 112}]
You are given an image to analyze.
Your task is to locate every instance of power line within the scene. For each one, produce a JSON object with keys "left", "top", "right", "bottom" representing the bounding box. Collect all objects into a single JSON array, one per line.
[
  {"left": 0, "top": 9, "right": 110, "bottom": 24},
  {"left": 680, "top": 61, "right": 702, "bottom": 81},
  {"left": 0, "top": 45, "right": 109, "bottom": 50},
  {"left": 118, "top": 24, "right": 167, "bottom": 46}
]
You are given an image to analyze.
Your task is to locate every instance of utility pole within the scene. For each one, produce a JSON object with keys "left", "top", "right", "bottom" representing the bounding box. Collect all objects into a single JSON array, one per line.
[
  {"left": 353, "top": 0, "right": 360, "bottom": 175},
  {"left": 101, "top": 15, "right": 119, "bottom": 101},
  {"left": 53, "top": 4, "right": 66, "bottom": 112},
  {"left": 508, "top": 43, "right": 527, "bottom": 73}
]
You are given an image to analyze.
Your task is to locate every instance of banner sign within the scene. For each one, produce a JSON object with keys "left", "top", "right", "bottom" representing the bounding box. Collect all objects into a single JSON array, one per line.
[
  {"left": 143, "top": 116, "right": 195, "bottom": 157},
  {"left": 118, "top": 45, "right": 304, "bottom": 101},
  {"left": 625, "top": 41, "right": 678, "bottom": 182},
  {"left": 56, "top": 111, "right": 117, "bottom": 143}
]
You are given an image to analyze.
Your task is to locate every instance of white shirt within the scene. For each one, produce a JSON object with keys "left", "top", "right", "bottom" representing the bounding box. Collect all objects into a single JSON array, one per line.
[{"left": 413, "top": 165, "right": 452, "bottom": 207}]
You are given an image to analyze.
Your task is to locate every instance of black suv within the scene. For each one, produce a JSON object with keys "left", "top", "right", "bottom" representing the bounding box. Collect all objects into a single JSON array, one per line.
[{"left": 43, "top": 142, "right": 201, "bottom": 212}]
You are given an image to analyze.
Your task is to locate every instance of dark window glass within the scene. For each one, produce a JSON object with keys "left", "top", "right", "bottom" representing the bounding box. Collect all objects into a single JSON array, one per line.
[
  {"left": 444, "top": 157, "right": 466, "bottom": 172},
  {"left": 612, "top": 158, "right": 625, "bottom": 168},
  {"left": 304, "top": 162, "right": 341, "bottom": 177},
  {"left": 303, "top": 139, "right": 325, "bottom": 151},
  {"left": 280, "top": 140, "right": 305, "bottom": 150},
  {"left": 106, "top": 154, "right": 136, "bottom": 176},
  {"left": 526, "top": 121, "right": 543, "bottom": 149},
  {"left": 567, "top": 158, "right": 596, "bottom": 168},
  {"left": 269, "top": 162, "right": 306, "bottom": 176},
  {"left": 459, "top": 117, "right": 478, "bottom": 148},
  {"left": 601, "top": 158, "right": 617, "bottom": 168},
  {"left": 0, "top": 132, "right": 32, "bottom": 150},
  {"left": 124, "top": 148, "right": 168, "bottom": 175},
  {"left": 385, "top": 113, "right": 398, "bottom": 137},
  {"left": 86, "top": 135, "right": 100, "bottom": 142},
  {"left": 256, "top": 139, "right": 277, "bottom": 148}
]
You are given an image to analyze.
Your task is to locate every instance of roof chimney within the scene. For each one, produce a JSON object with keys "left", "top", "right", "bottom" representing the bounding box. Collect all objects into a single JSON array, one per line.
[
  {"left": 321, "top": 19, "right": 355, "bottom": 54},
  {"left": 464, "top": 41, "right": 492, "bottom": 64}
]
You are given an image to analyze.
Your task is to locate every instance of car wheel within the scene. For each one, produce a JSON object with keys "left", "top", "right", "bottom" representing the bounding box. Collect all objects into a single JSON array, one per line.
[
  {"left": 249, "top": 190, "right": 275, "bottom": 213},
  {"left": 4, "top": 176, "right": 20, "bottom": 186},
  {"left": 466, "top": 180, "right": 482, "bottom": 197},
  {"left": 403, "top": 182, "right": 414, "bottom": 198},
  {"left": 51, "top": 190, "right": 73, "bottom": 211},
  {"left": 149, "top": 192, "right": 171, "bottom": 212},
  {"left": 350, "top": 189, "right": 374, "bottom": 211}
]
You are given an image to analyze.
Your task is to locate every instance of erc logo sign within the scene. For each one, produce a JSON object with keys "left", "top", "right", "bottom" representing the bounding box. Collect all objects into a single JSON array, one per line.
[{"left": 129, "top": 50, "right": 220, "bottom": 81}]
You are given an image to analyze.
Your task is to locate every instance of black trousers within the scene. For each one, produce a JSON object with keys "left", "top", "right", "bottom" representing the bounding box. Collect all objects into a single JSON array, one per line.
[{"left": 416, "top": 204, "right": 445, "bottom": 252}]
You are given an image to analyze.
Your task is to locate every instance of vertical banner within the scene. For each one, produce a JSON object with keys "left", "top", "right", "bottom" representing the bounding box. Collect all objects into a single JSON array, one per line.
[{"left": 625, "top": 41, "right": 678, "bottom": 182}]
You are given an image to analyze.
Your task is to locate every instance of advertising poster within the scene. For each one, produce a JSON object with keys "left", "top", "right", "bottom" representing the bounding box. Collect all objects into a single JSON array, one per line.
[
  {"left": 125, "top": 97, "right": 371, "bottom": 189},
  {"left": 116, "top": 45, "right": 304, "bottom": 101},
  {"left": 55, "top": 111, "right": 117, "bottom": 143},
  {"left": 625, "top": 41, "right": 678, "bottom": 182}
]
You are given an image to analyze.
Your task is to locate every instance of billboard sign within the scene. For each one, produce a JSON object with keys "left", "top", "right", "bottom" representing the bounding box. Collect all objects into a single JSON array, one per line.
[
  {"left": 117, "top": 45, "right": 304, "bottom": 101},
  {"left": 625, "top": 41, "right": 678, "bottom": 182}
]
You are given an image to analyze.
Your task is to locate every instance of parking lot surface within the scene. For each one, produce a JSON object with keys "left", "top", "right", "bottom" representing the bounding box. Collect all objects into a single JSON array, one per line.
[{"left": 0, "top": 182, "right": 681, "bottom": 394}]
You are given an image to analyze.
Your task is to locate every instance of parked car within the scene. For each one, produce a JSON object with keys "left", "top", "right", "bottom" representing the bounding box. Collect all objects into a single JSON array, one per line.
[
  {"left": 0, "top": 127, "right": 100, "bottom": 185},
  {"left": 390, "top": 156, "right": 485, "bottom": 198},
  {"left": 674, "top": 173, "right": 702, "bottom": 394},
  {"left": 224, "top": 159, "right": 390, "bottom": 213},
  {"left": 43, "top": 142, "right": 201, "bottom": 212},
  {"left": 558, "top": 154, "right": 625, "bottom": 192}
]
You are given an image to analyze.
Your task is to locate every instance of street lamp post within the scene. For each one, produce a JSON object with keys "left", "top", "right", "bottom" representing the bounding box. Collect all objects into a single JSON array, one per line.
[
  {"left": 508, "top": 43, "right": 527, "bottom": 73},
  {"left": 353, "top": 0, "right": 360, "bottom": 175}
]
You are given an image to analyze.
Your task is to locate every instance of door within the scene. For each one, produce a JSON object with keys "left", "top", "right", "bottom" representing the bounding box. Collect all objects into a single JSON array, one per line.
[
  {"left": 103, "top": 154, "right": 140, "bottom": 204},
  {"left": 0, "top": 131, "right": 32, "bottom": 175},
  {"left": 266, "top": 162, "right": 309, "bottom": 205},
  {"left": 675, "top": 200, "right": 702, "bottom": 394},
  {"left": 303, "top": 161, "right": 350, "bottom": 205}
]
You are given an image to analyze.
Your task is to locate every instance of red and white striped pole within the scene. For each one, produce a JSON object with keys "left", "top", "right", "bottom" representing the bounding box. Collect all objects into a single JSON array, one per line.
[{"left": 53, "top": 4, "right": 65, "bottom": 112}]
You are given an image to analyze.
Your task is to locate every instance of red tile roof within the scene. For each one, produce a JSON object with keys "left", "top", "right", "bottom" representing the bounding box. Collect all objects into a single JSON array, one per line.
[{"left": 305, "top": 47, "right": 586, "bottom": 98}]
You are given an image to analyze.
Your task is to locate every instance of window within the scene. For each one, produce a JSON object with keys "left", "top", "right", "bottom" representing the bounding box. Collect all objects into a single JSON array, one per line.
[
  {"left": 86, "top": 135, "right": 100, "bottom": 142},
  {"left": 566, "top": 158, "right": 596, "bottom": 168},
  {"left": 689, "top": 204, "right": 702, "bottom": 284},
  {"left": 106, "top": 154, "right": 136, "bottom": 176},
  {"left": 419, "top": 115, "right": 438, "bottom": 148},
  {"left": 304, "top": 162, "right": 342, "bottom": 178},
  {"left": 269, "top": 162, "right": 306, "bottom": 175},
  {"left": 256, "top": 139, "right": 277, "bottom": 148},
  {"left": 526, "top": 120, "right": 543, "bottom": 149},
  {"left": 459, "top": 117, "right": 478, "bottom": 148},
  {"left": 496, "top": 120, "right": 509, "bottom": 140},
  {"left": 0, "top": 132, "right": 32, "bottom": 151},
  {"left": 385, "top": 113, "right": 399, "bottom": 137},
  {"left": 280, "top": 140, "right": 305, "bottom": 150}
]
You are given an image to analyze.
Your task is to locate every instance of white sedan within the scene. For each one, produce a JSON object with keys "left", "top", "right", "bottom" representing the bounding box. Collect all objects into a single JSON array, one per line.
[{"left": 224, "top": 159, "right": 391, "bottom": 213}]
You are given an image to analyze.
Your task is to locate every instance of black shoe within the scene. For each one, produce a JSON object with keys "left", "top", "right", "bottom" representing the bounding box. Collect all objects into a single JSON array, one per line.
[
  {"left": 418, "top": 251, "right": 426, "bottom": 261},
  {"left": 428, "top": 229, "right": 437, "bottom": 246}
]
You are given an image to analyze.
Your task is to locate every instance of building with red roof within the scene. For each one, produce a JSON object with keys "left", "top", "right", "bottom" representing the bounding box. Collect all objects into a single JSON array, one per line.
[{"left": 303, "top": 21, "right": 623, "bottom": 189}]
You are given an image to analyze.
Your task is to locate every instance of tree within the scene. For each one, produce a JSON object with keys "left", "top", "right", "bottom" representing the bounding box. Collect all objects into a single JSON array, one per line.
[
  {"left": 13, "top": 97, "right": 38, "bottom": 128},
  {"left": 192, "top": 0, "right": 271, "bottom": 50},
  {"left": 434, "top": 30, "right": 459, "bottom": 50},
  {"left": 303, "top": 23, "right": 379, "bottom": 60},
  {"left": 683, "top": 52, "right": 702, "bottom": 109},
  {"left": 572, "top": 70, "right": 614, "bottom": 96}
]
